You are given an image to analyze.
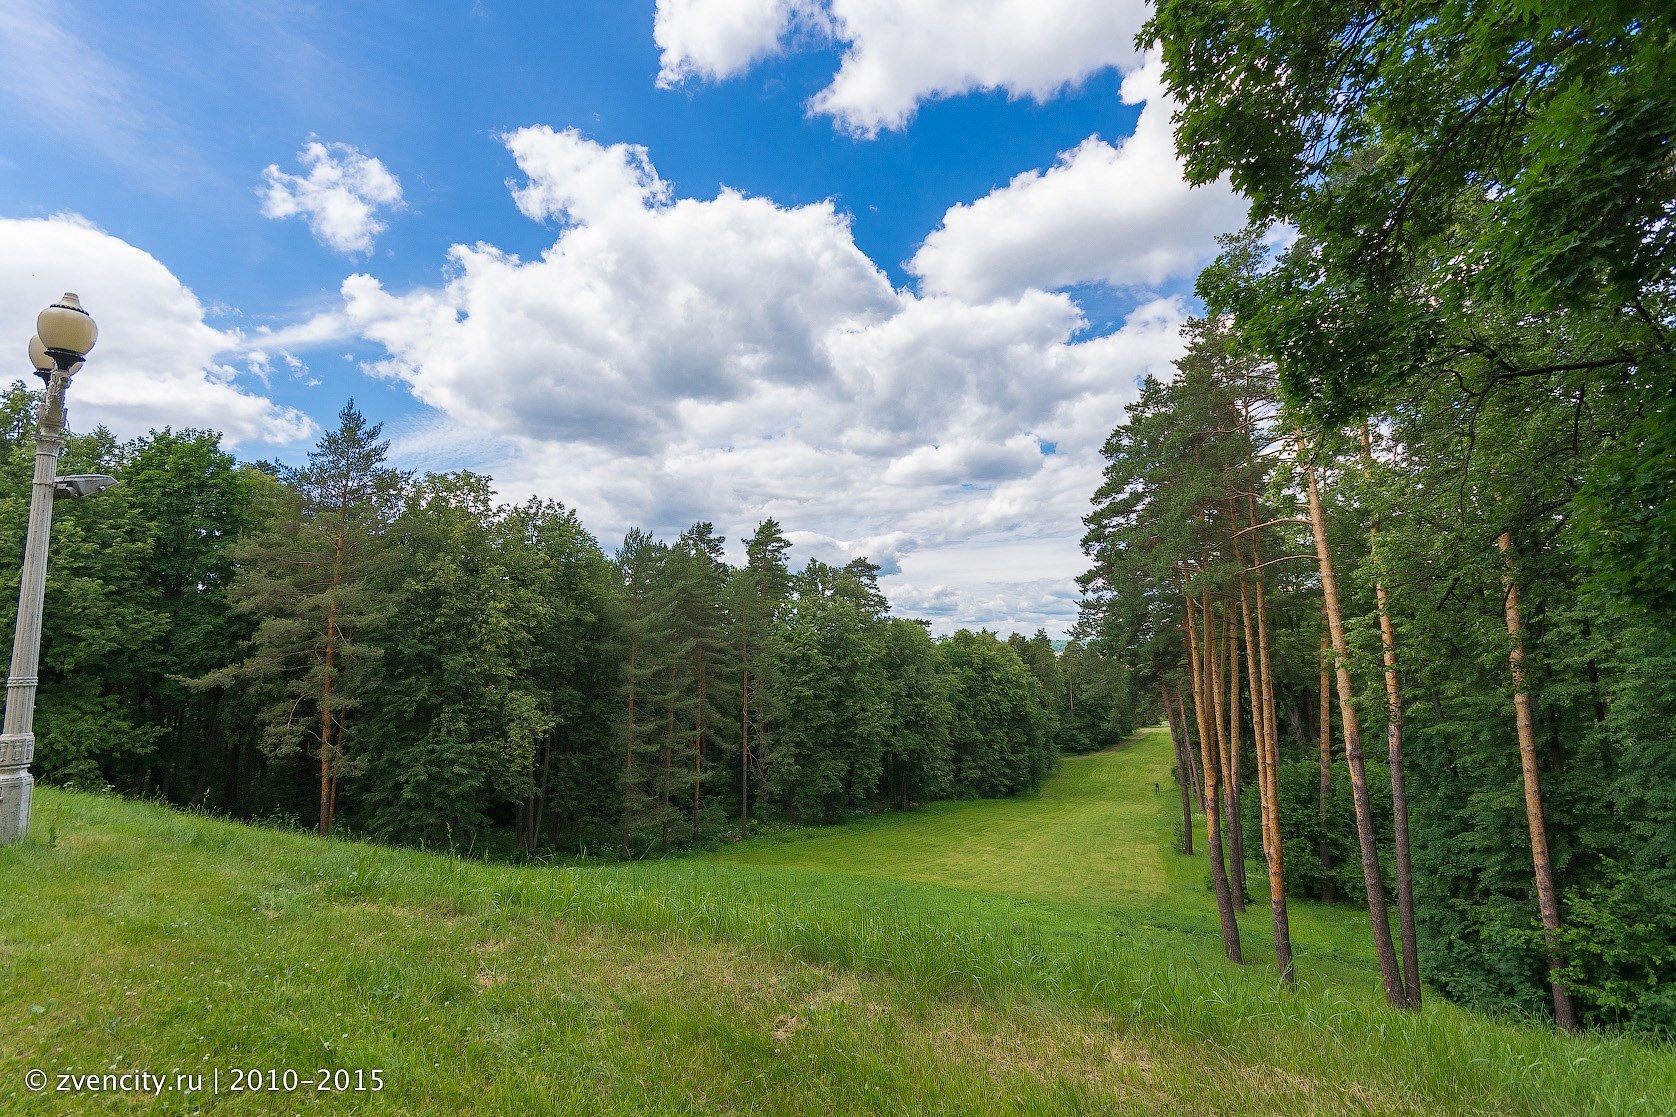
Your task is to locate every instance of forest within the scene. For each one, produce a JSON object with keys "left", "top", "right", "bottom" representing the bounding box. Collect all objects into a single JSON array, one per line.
[
  {"left": 0, "top": 386, "right": 1137, "bottom": 864},
  {"left": 1073, "top": 0, "right": 1675, "bottom": 1038}
]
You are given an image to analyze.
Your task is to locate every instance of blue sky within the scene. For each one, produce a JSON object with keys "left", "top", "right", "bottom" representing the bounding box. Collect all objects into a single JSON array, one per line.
[{"left": 0, "top": 1, "right": 1246, "bottom": 636}]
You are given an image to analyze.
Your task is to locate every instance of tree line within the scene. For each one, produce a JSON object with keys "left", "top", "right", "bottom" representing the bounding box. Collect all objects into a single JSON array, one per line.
[
  {"left": 1074, "top": 0, "right": 1675, "bottom": 1037},
  {"left": 1, "top": 387, "right": 1139, "bottom": 860}
]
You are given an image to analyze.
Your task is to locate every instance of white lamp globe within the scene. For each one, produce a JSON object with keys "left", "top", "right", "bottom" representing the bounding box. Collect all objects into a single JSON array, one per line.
[
  {"left": 27, "top": 336, "right": 53, "bottom": 375},
  {"left": 36, "top": 293, "right": 97, "bottom": 362}
]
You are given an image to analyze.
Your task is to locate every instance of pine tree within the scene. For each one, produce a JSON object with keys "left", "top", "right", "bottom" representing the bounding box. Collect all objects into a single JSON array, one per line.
[
  {"left": 671, "top": 523, "right": 733, "bottom": 840},
  {"left": 203, "top": 400, "right": 404, "bottom": 837}
]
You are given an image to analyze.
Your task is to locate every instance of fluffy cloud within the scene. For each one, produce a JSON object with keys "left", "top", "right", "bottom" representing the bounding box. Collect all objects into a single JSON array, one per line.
[
  {"left": 653, "top": 0, "right": 1145, "bottom": 135},
  {"left": 654, "top": 0, "right": 826, "bottom": 87},
  {"left": 0, "top": 215, "right": 315, "bottom": 447},
  {"left": 505, "top": 127, "right": 672, "bottom": 224},
  {"left": 260, "top": 140, "right": 404, "bottom": 255},
  {"left": 340, "top": 126, "right": 899, "bottom": 453},
  {"left": 301, "top": 127, "right": 1190, "bottom": 633},
  {"left": 910, "top": 57, "right": 1247, "bottom": 300}
]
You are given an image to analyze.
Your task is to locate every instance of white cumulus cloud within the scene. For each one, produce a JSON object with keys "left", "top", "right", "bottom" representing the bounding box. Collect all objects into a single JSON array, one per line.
[
  {"left": 286, "top": 127, "right": 1190, "bottom": 634},
  {"left": 505, "top": 126, "right": 673, "bottom": 225},
  {"left": 654, "top": 0, "right": 827, "bottom": 87},
  {"left": 260, "top": 140, "right": 404, "bottom": 255},
  {"left": 0, "top": 215, "right": 316, "bottom": 448},
  {"left": 909, "top": 55, "right": 1248, "bottom": 300},
  {"left": 653, "top": 0, "right": 1146, "bottom": 136}
]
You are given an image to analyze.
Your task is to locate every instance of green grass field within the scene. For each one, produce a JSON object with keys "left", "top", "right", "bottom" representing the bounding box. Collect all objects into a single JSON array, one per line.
[
  {"left": 699, "top": 728, "right": 1380, "bottom": 980},
  {"left": 3, "top": 728, "right": 1671, "bottom": 1114}
]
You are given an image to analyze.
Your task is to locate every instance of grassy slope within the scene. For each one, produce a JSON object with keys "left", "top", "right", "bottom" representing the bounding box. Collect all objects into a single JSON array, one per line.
[
  {"left": 0, "top": 729, "right": 1669, "bottom": 1115},
  {"left": 700, "top": 729, "right": 1378, "bottom": 979}
]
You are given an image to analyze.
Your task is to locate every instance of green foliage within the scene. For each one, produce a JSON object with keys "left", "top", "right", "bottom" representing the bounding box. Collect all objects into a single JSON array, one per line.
[
  {"left": 1569, "top": 382, "right": 1676, "bottom": 621},
  {"left": 1151, "top": 0, "right": 1676, "bottom": 617},
  {"left": 877, "top": 618, "right": 954, "bottom": 806},
  {"left": 206, "top": 401, "right": 404, "bottom": 787},
  {"left": 358, "top": 473, "right": 547, "bottom": 846},
  {"left": 940, "top": 630, "right": 1054, "bottom": 797},
  {"left": 1555, "top": 865, "right": 1676, "bottom": 1038},
  {"left": 1245, "top": 759, "right": 1392, "bottom": 905},
  {"left": 1056, "top": 639, "right": 1139, "bottom": 753},
  {"left": 767, "top": 561, "right": 891, "bottom": 824}
]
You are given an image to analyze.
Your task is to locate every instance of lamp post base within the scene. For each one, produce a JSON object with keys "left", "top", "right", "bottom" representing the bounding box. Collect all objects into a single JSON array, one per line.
[{"left": 0, "top": 733, "right": 35, "bottom": 845}]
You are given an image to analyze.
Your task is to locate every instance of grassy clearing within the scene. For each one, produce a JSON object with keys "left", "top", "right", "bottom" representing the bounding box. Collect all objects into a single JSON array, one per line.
[
  {"left": 702, "top": 729, "right": 1380, "bottom": 980},
  {"left": 2, "top": 730, "right": 1671, "bottom": 1114}
]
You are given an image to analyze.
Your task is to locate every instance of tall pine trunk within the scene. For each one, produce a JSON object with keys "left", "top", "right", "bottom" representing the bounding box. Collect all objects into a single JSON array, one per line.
[
  {"left": 1497, "top": 530, "right": 1578, "bottom": 1032},
  {"left": 328, "top": 708, "right": 346, "bottom": 833},
  {"left": 526, "top": 732, "right": 551, "bottom": 855},
  {"left": 1305, "top": 450, "right": 1405, "bottom": 1006},
  {"left": 319, "top": 602, "right": 337, "bottom": 838},
  {"left": 317, "top": 490, "right": 348, "bottom": 839},
  {"left": 1186, "top": 590, "right": 1243, "bottom": 963},
  {"left": 1223, "top": 604, "right": 1246, "bottom": 908},
  {"left": 1317, "top": 625, "right": 1336, "bottom": 904},
  {"left": 1245, "top": 494, "right": 1281, "bottom": 768},
  {"left": 218, "top": 693, "right": 240, "bottom": 814},
  {"left": 1362, "top": 426, "right": 1421, "bottom": 1006},
  {"left": 1242, "top": 491, "right": 1294, "bottom": 980},
  {"left": 1241, "top": 579, "right": 1294, "bottom": 983}
]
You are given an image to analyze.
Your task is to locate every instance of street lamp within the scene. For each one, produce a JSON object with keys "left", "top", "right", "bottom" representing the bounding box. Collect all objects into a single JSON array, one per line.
[{"left": 0, "top": 294, "right": 106, "bottom": 845}]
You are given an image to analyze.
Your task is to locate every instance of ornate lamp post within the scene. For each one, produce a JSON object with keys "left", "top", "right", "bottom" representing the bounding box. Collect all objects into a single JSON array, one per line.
[{"left": 0, "top": 294, "right": 106, "bottom": 844}]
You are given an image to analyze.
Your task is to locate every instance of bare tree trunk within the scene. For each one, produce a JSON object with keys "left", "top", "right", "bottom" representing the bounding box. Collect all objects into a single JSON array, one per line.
[
  {"left": 189, "top": 753, "right": 209, "bottom": 809},
  {"left": 1241, "top": 580, "right": 1294, "bottom": 983},
  {"left": 237, "top": 733, "right": 255, "bottom": 819},
  {"left": 1163, "top": 682, "right": 1194, "bottom": 855},
  {"left": 1186, "top": 590, "right": 1243, "bottom": 963},
  {"left": 1305, "top": 450, "right": 1405, "bottom": 1006},
  {"left": 1242, "top": 491, "right": 1293, "bottom": 979},
  {"left": 1318, "top": 625, "right": 1336, "bottom": 904},
  {"left": 1223, "top": 603, "right": 1247, "bottom": 907},
  {"left": 318, "top": 491, "right": 348, "bottom": 839},
  {"left": 1248, "top": 495, "right": 1282, "bottom": 765},
  {"left": 1497, "top": 530, "right": 1578, "bottom": 1032},
  {"left": 217, "top": 694, "right": 240, "bottom": 813},
  {"left": 1362, "top": 439, "right": 1421, "bottom": 1005}
]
